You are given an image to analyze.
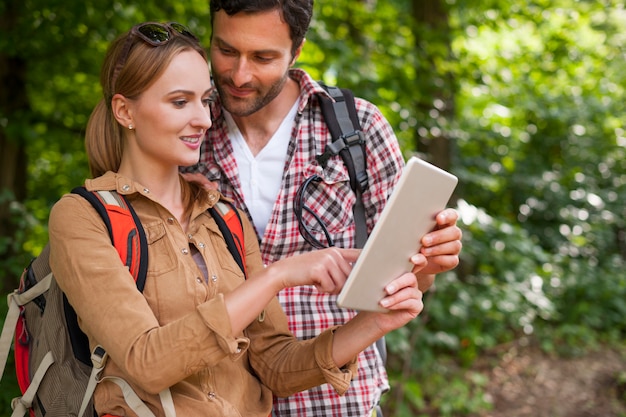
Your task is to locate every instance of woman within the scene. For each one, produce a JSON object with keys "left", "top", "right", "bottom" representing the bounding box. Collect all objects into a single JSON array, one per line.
[{"left": 48, "top": 22, "right": 425, "bottom": 416}]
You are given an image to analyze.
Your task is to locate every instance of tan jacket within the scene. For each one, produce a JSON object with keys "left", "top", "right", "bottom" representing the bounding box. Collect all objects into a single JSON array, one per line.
[{"left": 48, "top": 172, "right": 356, "bottom": 417}]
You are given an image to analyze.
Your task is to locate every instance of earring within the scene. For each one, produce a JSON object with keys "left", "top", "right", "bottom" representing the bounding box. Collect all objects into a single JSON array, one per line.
[{"left": 128, "top": 124, "right": 134, "bottom": 130}]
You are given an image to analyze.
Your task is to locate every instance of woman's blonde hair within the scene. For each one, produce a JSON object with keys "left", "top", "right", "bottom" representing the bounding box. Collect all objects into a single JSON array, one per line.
[{"left": 85, "top": 24, "right": 208, "bottom": 178}]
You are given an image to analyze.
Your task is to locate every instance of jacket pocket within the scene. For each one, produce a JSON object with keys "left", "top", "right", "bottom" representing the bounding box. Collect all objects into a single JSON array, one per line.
[{"left": 144, "top": 222, "right": 177, "bottom": 275}]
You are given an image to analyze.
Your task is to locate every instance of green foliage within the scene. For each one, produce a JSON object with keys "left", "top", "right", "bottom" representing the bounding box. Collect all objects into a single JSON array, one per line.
[
  {"left": 448, "top": 0, "right": 626, "bottom": 344},
  {"left": 307, "top": 0, "right": 626, "bottom": 413},
  {"left": 385, "top": 359, "right": 493, "bottom": 417},
  {"left": 1, "top": 0, "right": 625, "bottom": 415}
]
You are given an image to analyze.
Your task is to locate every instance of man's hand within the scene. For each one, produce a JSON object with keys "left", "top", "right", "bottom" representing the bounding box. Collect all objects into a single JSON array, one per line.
[
  {"left": 181, "top": 172, "right": 219, "bottom": 191},
  {"left": 412, "top": 208, "right": 462, "bottom": 290}
]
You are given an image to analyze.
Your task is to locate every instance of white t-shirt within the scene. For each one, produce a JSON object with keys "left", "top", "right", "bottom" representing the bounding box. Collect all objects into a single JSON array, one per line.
[{"left": 224, "top": 99, "right": 300, "bottom": 237}]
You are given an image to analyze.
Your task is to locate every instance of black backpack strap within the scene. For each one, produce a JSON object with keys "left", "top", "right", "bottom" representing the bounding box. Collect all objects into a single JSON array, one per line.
[
  {"left": 316, "top": 82, "right": 369, "bottom": 248},
  {"left": 316, "top": 84, "right": 388, "bottom": 369},
  {"left": 121, "top": 196, "right": 149, "bottom": 290},
  {"left": 67, "top": 187, "right": 149, "bottom": 366},
  {"left": 71, "top": 187, "right": 148, "bottom": 290},
  {"left": 208, "top": 201, "right": 247, "bottom": 278}
]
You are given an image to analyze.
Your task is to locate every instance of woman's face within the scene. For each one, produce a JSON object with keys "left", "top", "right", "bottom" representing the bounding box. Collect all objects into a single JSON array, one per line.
[{"left": 124, "top": 50, "right": 213, "bottom": 171}]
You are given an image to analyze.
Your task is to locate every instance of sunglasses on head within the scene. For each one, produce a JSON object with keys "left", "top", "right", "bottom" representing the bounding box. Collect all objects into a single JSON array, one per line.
[
  {"left": 131, "top": 22, "right": 198, "bottom": 46},
  {"left": 111, "top": 22, "right": 199, "bottom": 92}
]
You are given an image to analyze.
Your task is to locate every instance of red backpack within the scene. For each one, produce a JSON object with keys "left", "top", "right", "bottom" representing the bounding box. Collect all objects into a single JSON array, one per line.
[{"left": 0, "top": 187, "right": 246, "bottom": 417}]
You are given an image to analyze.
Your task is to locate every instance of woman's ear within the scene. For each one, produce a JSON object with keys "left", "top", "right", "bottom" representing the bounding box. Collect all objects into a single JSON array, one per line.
[{"left": 111, "top": 94, "right": 134, "bottom": 129}]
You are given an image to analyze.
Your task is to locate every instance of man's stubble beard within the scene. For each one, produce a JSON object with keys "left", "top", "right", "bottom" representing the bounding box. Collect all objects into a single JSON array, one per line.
[{"left": 215, "top": 71, "right": 290, "bottom": 117}]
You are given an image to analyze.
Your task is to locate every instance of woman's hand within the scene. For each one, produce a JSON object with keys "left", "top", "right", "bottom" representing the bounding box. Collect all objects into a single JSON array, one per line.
[
  {"left": 263, "top": 247, "right": 361, "bottom": 294},
  {"left": 331, "top": 254, "right": 427, "bottom": 367},
  {"left": 374, "top": 253, "right": 426, "bottom": 331}
]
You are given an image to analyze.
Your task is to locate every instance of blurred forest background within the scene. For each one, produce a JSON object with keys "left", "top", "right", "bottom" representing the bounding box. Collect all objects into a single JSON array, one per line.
[{"left": 1, "top": 0, "right": 625, "bottom": 416}]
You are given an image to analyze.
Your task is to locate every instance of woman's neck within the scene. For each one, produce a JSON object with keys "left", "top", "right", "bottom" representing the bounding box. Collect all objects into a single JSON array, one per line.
[{"left": 117, "top": 163, "right": 189, "bottom": 231}]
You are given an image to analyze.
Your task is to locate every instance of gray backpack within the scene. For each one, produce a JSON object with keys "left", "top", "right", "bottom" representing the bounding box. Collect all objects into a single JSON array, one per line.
[{"left": 0, "top": 188, "right": 147, "bottom": 417}]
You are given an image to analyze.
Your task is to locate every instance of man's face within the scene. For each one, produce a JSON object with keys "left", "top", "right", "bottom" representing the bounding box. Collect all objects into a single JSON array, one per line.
[{"left": 210, "top": 9, "right": 299, "bottom": 117}]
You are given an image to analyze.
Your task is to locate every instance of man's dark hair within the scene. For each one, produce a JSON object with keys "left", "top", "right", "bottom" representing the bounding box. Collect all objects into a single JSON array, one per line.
[{"left": 209, "top": 0, "right": 313, "bottom": 56}]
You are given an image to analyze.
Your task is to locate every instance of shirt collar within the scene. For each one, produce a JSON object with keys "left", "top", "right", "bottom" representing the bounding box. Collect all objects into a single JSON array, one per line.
[{"left": 85, "top": 171, "right": 224, "bottom": 212}]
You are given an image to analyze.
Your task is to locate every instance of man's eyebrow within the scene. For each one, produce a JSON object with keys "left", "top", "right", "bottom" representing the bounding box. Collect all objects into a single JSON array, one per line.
[
  {"left": 213, "top": 37, "right": 280, "bottom": 55},
  {"left": 212, "top": 36, "right": 235, "bottom": 49}
]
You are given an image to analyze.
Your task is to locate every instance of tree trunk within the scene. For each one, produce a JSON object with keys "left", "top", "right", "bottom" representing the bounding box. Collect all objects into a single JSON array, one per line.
[
  {"left": 0, "top": 0, "right": 30, "bottom": 290},
  {"left": 411, "top": 0, "right": 455, "bottom": 171},
  {"left": 384, "top": 3, "right": 457, "bottom": 413}
]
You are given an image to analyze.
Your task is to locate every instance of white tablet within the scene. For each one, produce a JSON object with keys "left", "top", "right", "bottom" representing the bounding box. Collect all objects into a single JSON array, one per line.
[{"left": 336, "top": 156, "right": 458, "bottom": 312}]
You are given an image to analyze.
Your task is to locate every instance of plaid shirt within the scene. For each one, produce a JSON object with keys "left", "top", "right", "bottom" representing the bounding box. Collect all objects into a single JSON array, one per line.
[{"left": 189, "top": 69, "right": 404, "bottom": 417}]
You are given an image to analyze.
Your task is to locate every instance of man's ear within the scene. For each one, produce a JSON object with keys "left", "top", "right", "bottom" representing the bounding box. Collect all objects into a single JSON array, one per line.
[
  {"left": 290, "top": 38, "right": 305, "bottom": 67},
  {"left": 111, "top": 94, "right": 134, "bottom": 129}
]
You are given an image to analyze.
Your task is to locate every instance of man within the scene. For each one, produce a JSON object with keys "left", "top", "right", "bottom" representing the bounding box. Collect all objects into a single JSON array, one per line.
[{"left": 183, "top": 1, "right": 463, "bottom": 416}]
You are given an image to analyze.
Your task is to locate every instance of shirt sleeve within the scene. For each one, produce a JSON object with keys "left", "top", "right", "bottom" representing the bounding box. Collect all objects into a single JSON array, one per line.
[{"left": 243, "top": 295, "right": 358, "bottom": 397}]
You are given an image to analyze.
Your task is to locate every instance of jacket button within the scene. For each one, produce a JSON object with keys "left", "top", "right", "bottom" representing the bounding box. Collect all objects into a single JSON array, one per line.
[
  {"left": 211, "top": 275, "right": 217, "bottom": 282},
  {"left": 181, "top": 248, "right": 189, "bottom": 255},
  {"left": 207, "top": 392, "right": 216, "bottom": 400}
]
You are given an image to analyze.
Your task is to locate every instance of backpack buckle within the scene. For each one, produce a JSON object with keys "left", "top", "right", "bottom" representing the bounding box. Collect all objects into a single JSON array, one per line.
[
  {"left": 355, "top": 169, "right": 369, "bottom": 192},
  {"left": 316, "top": 130, "right": 365, "bottom": 169},
  {"left": 342, "top": 130, "right": 365, "bottom": 147},
  {"left": 91, "top": 345, "right": 109, "bottom": 369}
]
